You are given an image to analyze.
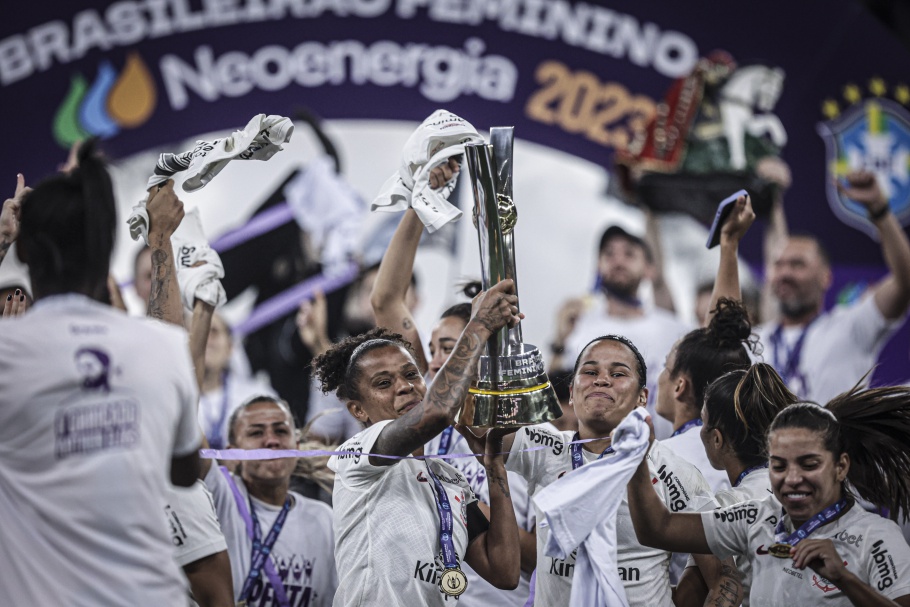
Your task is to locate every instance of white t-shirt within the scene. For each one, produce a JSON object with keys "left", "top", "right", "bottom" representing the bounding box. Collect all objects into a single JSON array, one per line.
[
  {"left": 757, "top": 295, "right": 903, "bottom": 404},
  {"left": 506, "top": 424, "right": 716, "bottom": 607},
  {"left": 703, "top": 496, "right": 910, "bottom": 606},
  {"left": 166, "top": 480, "right": 228, "bottom": 568},
  {"left": 425, "top": 429, "right": 533, "bottom": 607},
  {"left": 565, "top": 296, "right": 692, "bottom": 439},
  {"left": 328, "top": 420, "right": 480, "bottom": 606},
  {"left": 198, "top": 372, "right": 274, "bottom": 449},
  {"left": 0, "top": 295, "right": 199, "bottom": 605},
  {"left": 686, "top": 466, "right": 773, "bottom": 607},
  {"left": 204, "top": 466, "right": 337, "bottom": 607},
  {"left": 661, "top": 425, "right": 730, "bottom": 494}
]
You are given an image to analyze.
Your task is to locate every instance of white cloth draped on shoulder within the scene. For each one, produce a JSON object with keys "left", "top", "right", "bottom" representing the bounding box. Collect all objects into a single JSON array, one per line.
[{"left": 534, "top": 408, "right": 651, "bottom": 607}]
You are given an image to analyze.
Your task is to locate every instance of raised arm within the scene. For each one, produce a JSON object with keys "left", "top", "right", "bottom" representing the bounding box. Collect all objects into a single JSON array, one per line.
[
  {"left": 0, "top": 174, "right": 28, "bottom": 268},
  {"left": 370, "top": 208, "right": 427, "bottom": 372},
  {"left": 838, "top": 171, "right": 910, "bottom": 320},
  {"left": 757, "top": 157, "right": 792, "bottom": 323},
  {"left": 706, "top": 193, "right": 755, "bottom": 325},
  {"left": 370, "top": 279, "right": 521, "bottom": 463},
  {"left": 146, "top": 181, "right": 185, "bottom": 325},
  {"left": 644, "top": 209, "right": 677, "bottom": 314}
]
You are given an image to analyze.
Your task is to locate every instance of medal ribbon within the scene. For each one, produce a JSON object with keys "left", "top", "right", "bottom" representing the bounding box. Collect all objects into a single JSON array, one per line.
[
  {"left": 733, "top": 463, "right": 768, "bottom": 488},
  {"left": 424, "top": 461, "right": 460, "bottom": 570},
  {"left": 774, "top": 498, "right": 849, "bottom": 548},
  {"left": 570, "top": 432, "right": 614, "bottom": 471},
  {"left": 220, "top": 467, "right": 292, "bottom": 607},
  {"left": 671, "top": 417, "right": 703, "bottom": 438},
  {"left": 437, "top": 426, "right": 455, "bottom": 456}
]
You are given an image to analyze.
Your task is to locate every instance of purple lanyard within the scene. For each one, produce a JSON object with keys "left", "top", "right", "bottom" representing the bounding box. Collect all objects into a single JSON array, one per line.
[
  {"left": 570, "top": 432, "right": 613, "bottom": 470},
  {"left": 671, "top": 417, "right": 703, "bottom": 438},
  {"left": 769, "top": 318, "right": 816, "bottom": 388},
  {"left": 424, "top": 461, "right": 460, "bottom": 570},
  {"left": 207, "top": 372, "right": 231, "bottom": 451},
  {"left": 437, "top": 426, "right": 456, "bottom": 455},
  {"left": 774, "top": 498, "right": 849, "bottom": 547},
  {"left": 733, "top": 463, "right": 768, "bottom": 488},
  {"left": 220, "top": 467, "right": 292, "bottom": 607}
]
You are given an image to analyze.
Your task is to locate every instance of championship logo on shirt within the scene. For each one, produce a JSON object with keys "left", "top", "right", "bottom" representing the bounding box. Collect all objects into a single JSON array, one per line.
[
  {"left": 75, "top": 347, "right": 113, "bottom": 393},
  {"left": 817, "top": 80, "right": 910, "bottom": 237}
]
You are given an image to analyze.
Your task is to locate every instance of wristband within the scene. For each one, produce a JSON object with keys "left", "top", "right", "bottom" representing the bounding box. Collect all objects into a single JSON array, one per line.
[{"left": 868, "top": 204, "right": 891, "bottom": 222}]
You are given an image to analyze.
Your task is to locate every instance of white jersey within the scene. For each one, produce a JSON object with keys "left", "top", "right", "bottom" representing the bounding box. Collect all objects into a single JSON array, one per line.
[
  {"left": 425, "top": 429, "right": 533, "bottom": 607},
  {"left": 506, "top": 424, "right": 716, "bottom": 607},
  {"left": 686, "top": 466, "right": 773, "bottom": 607},
  {"left": 328, "top": 420, "right": 481, "bottom": 606},
  {"left": 565, "top": 296, "right": 692, "bottom": 439},
  {"left": 703, "top": 496, "right": 910, "bottom": 606},
  {"left": 166, "top": 480, "right": 228, "bottom": 568},
  {"left": 204, "top": 466, "right": 337, "bottom": 607},
  {"left": 756, "top": 295, "right": 903, "bottom": 404},
  {"left": 660, "top": 424, "right": 730, "bottom": 494},
  {"left": 0, "top": 295, "right": 199, "bottom": 605}
]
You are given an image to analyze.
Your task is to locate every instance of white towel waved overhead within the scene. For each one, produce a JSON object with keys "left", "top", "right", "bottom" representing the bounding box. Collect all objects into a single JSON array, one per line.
[
  {"left": 534, "top": 408, "right": 651, "bottom": 607},
  {"left": 127, "top": 114, "right": 294, "bottom": 243},
  {"left": 371, "top": 109, "right": 483, "bottom": 233},
  {"left": 170, "top": 208, "right": 227, "bottom": 311}
]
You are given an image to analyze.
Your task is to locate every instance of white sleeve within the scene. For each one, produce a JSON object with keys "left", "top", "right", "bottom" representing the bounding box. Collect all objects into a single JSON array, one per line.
[
  {"left": 701, "top": 501, "right": 759, "bottom": 560},
  {"left": 844, "top": 295, "right": 903, "bottom": 354},
  {"left": 505, "top": 425, "right": 568, "bottom": 497},
  {"left": 865, "top": 519, "right": 910, "bottom": 600},
  {"left": 166, "top": 480, "right": 228, "bottom": 567},
  {"left": 327, "top": 420, "right": 394, "bottom": 490},
  {"left": 171, "top": 330, "right": 202, "bottom": 457}
]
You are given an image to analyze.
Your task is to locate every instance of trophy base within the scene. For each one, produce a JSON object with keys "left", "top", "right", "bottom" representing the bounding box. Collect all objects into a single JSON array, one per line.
[{"left": 459, "top": 344, "right": 563, "bottom": 428}]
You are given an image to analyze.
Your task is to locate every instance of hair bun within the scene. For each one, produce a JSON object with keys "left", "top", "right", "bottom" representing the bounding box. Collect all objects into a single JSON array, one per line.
[{"left": 708, "top": 297, "right": 753, "bottom": 347}]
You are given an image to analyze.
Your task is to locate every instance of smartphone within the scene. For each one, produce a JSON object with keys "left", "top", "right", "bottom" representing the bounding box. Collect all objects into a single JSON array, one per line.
[{"left": 706, "top": 189, "right": 749, "bottom": 249}]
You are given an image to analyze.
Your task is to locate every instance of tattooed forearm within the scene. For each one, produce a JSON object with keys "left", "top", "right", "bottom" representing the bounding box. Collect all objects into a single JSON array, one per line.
[
  {"left": 372, "top": 323, "right": 488, "bottom": 462},
  {"left": 147, "top": 248, "right": 170, "bottom": 320},
  {"left": 707, "top": 562, "right": 742, "bottom": 607},
  {"left": 488, "top": 474, "right": 511, "bottom": 498}
]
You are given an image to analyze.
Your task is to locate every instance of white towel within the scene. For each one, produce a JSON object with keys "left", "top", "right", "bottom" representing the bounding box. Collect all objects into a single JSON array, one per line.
[
  {"left": 534, "top": 408, "right": 651, "bottom": 607},
  {"left": 371, "top": 109, "right": 483, "bottom": 233},
  {"left": 128, "top": 114, "right": 294, "bottom": 243},
  {"left": 284, "top": 156, "right": 367, "bottom": 278},
  {"left": 170, "top": 208, "right": 227, "bottom": 311}
]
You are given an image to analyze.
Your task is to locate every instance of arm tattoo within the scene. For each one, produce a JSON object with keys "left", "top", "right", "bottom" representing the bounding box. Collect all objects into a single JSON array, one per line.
[
  {"left": 488, "top": 473, "right": 511, "bottom": 498},
  {"left": 708, "top": 562, "right": 742, "bottom": 607},
  {"left": 147, "top": 248, "right": 171, "bottom": 320},
  {"left": 372, "top": 327, "right": 486, "bottom": 461}
]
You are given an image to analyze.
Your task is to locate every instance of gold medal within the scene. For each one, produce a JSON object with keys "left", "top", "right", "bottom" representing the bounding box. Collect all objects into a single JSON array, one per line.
[
  {"left": 769, "top": 543, "right": 793, "bottom": 558},
  {"left": 440, "top": 567, "right": 468, "bottom": 597}
]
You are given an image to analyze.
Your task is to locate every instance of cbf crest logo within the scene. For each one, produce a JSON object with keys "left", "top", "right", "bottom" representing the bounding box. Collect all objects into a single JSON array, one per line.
[{"left": 817, "top": 79, "right": 910, "bottom": 237}]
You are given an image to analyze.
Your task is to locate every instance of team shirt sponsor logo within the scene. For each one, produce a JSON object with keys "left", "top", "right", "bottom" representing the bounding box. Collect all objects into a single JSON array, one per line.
[
  {"left": 832, "top": 529, "right": 863, "bottom": 547},
  {"left": 526, "top": 428, "right": 564, "bottom": 456},
  {"left": 335, "top": 444, "right": 362, "bottom": 464},
  {"left": 164, "top": 504, "right": 187, "bottom": 547},
  {"left": 655, "top": 464, "right": 689, "bottom": 512},
  {"left": 872, "top": 539, "right": 898, "bottom": 591},
  {"left": 714, "top": 504, "right": 759, "bottom": 525}
]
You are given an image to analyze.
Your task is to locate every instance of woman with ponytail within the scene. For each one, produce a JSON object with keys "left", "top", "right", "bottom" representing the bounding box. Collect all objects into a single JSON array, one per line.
[
  {"left": 0, "top": 142, "right": 202, "bottom": 604},
  {"left": 656, "top": 297, "right": 759, "bottom": 493},
  {"left": 626, "top": 381, "right": 910, "bottom": 606}
]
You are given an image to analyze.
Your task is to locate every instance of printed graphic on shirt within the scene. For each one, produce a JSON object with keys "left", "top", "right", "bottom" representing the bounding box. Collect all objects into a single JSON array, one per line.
[
  {"left": 872, "top": 539, "right": 899, "bottom": 592},
  {"left": 246, "top": 555, "right": 322, "bottom": 607},
  {"left": 713, "top": 503, "right": 759, "bottom": 525},
  {"left": 653, "top": 464, "right": 690, "bottom": 512},
  {"left": 164, "top": 504, "right": 187, "bottom": 547},
  {"left": 525, "top": 427, "right": 565, "bottom": 456}
]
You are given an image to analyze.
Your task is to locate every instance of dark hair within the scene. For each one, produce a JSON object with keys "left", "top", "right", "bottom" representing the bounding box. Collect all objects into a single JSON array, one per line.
[
  {"left": 704, "top": 363, "right": 798, "bottom": 466},
  {"left": 671, "top": 298, "right": 758, "bottom": 410},
  {"left": 440, "top": 303, "right": 471, "bottom": 325},
  {"left": 312, "top": 327, "right": 415, "bottom": 401},
  {"left": 573, "top": 334, "right": 647, "bottom": 388},
  {"left": 19, "top": 140, "right": 116, "bottom": 298},
  {"left": 227, "top": 395, "right": 296, "bottom": 446},
  {"left": 787, "top": 231, "right": 831, "bottom": 268},
  {"left": 769, "top": 383, "right": 910, "bottom": 518}
]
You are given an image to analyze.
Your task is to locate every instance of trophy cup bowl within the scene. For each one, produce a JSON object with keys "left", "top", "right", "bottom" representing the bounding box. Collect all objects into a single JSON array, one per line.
[{"left": 458, "top": 127, "right": 562, "bottom": 429}]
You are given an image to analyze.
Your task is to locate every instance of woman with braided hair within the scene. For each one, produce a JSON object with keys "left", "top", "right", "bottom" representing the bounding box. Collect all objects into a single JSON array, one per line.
[
  {"left": 628, "top": 381, "right": 910, "bottom": 606},
  {"left": 315, "top": 280, "right": 522, "bottom": 606}
]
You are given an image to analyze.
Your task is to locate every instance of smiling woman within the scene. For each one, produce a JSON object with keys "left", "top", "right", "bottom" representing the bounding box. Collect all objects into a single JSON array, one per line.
[
  {"left": 626, "top": 382, "right": 910, "bottom": 607},
  {"left": 313, "top": 280, "right": 523, "bottom": 606}
]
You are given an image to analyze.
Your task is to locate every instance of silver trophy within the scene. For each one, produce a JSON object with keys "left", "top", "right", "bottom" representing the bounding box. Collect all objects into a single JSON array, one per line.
[{"left": 459, "top": 127, "right": 562, "bottom": 428}]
